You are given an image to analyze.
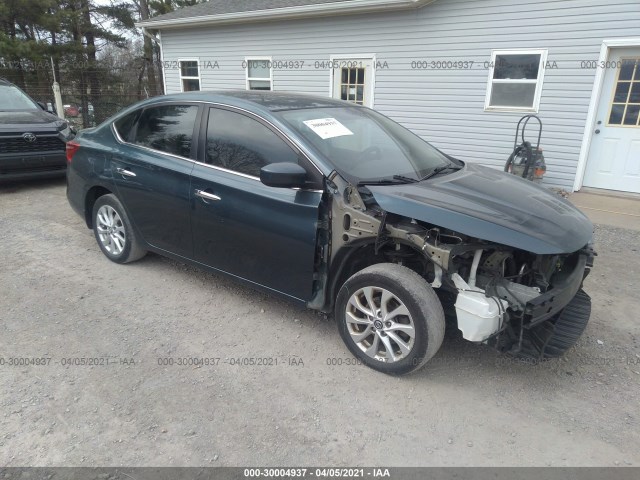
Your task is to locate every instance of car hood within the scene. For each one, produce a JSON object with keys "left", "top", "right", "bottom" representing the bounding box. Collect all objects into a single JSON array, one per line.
[
  {"left": 367, "top": 164, "right": 593, "bottom": 254},
  {"left": 0, "top": 110, "right": 60, "bottom": 126}
]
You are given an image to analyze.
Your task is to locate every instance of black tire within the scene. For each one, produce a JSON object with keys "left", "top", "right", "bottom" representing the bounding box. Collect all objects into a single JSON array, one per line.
[
  {"left": 335, "top": 263, "right": 445, "bottom": 375},
  {"left": 515, "top": 289, "right": 591, "bottom": 360},
  {"left": 92, "top": 193, "right": 146, "bottom": 264}
]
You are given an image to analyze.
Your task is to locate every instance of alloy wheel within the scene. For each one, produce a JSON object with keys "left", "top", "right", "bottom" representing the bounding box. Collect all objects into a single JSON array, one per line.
[
  {"left": 96, "top": 205, "right": 126, "bottom": 256},
  {"left": 345, "top": 286, "right": 416, "bottom": 363}
]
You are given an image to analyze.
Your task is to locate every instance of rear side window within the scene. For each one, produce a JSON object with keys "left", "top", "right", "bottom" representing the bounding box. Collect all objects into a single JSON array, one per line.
[
  {"left": 205, "top": 107, "right": 298, "bottom": 177},
  {"left": 133, "top": 104, "right": 199, "bottom": 158}
]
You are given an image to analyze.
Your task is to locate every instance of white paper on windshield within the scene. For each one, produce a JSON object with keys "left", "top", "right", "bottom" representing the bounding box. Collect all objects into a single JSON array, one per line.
[{"left": 303, "top": 118, "right": 353, "bottom": 140}]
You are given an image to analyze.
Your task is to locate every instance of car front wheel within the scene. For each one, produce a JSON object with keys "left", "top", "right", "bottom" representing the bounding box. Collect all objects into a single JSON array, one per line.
[
  {"left": 335, "top": 263, "right": 445, "bottom": 375},
  {"left": 92, "top": 194, "right": 146, "bottom": 264}
]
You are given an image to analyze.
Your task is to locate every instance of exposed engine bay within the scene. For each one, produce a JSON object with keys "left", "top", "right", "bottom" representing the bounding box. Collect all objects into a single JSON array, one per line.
[{"left": 312, "top": 173, "right": 595, "bottom": 358}]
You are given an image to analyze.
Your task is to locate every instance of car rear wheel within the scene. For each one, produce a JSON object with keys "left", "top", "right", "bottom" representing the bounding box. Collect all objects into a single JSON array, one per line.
[
  {"left": 92, "top": 194, "right": 146, "bottom": 264},
  {"left": 335, "top": 264, "right": 445, "bottom": 375}
]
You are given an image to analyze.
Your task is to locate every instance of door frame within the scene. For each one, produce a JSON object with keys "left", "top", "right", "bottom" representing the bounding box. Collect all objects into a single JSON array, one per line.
[
  {"left": 574, "top": 37, "right": 640, "bottom": 192},
  {"left": 328, "top": 53, "right": 377, "bottom": 108}
]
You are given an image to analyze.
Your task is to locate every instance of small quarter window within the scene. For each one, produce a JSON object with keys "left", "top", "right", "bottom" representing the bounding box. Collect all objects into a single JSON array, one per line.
[
  {"left": 114, "top": 110, "right": 140, "bottom": 142},
  {"left": 133, "top": 104, "right": 198, "bottom": 158}
]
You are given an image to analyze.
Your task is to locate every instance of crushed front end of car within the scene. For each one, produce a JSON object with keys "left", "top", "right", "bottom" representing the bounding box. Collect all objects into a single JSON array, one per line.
[
  {"left": 422, "top": 231, "right": 595, "bottom": 359},
  {"left": 317, "top": 163, "right": 596, "bottom": 361}
]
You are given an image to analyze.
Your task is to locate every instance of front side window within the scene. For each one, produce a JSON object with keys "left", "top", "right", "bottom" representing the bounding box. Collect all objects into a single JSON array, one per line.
[
  {"left": 180, "top": 60, "right": 200, "bottom": 92},
  {"left": 133, "top": 104, "right": 198, "bottom": 158},
  {"left": 245, "top": 58, "right": 273, "bottom": 91},
  {"left": 485, "top": 50, "right": 547, "bottom": 112},
  {"left": 277, "top": 106, "right": 452, "bottom": 184},
  {"left": 205, "top": 107, "right": 298, "bottom": 177},
  {"left": 0, "top": 84, "right": 39, "bottom": 110}
]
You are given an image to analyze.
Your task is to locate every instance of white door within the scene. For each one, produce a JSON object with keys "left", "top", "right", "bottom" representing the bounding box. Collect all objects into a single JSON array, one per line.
[
  {"left": 583, "top": 48, "right": 640, "bottom": 193},
  {"left": 332, "top": 58, "right": 374, "bottom": 107}
]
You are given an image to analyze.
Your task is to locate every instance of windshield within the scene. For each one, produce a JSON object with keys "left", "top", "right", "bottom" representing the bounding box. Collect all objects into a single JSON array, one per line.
[
  {"left": 277, "top": 106, "right": 454, "bottom": 183},
  {"left": 0, "top": 84, "right": 39, "bottom": 111}
]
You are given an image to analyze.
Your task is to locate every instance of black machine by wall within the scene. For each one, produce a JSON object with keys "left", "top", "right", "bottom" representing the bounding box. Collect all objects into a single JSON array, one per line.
[{"left": 504, "top": 114, "right": 546, "bottom": 183}]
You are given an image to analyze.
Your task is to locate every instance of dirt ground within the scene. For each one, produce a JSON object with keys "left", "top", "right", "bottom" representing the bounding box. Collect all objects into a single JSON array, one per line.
[{"left": 0, "top": 178, "right": 639, "bottom": 467}]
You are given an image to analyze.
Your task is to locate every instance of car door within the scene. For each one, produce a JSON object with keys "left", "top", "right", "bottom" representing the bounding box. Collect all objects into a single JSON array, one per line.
[
  {"left": 190, "top": 105, "right": 324, "bottom": 301},
  {"left": 111, "top": 103, "right": 202, "bottom": 258}
]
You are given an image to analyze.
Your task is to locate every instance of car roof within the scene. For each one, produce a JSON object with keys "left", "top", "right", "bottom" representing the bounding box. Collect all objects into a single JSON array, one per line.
[{"left": 143, "top": 90, "right": 358, "bottom": 114}]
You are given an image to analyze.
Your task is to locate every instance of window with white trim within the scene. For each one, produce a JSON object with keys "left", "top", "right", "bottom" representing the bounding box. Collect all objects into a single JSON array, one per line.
[
  {"left": 608, "top": 58, "right": 640, "bottom": 126},
  {"left": 179, "top": 60, "right": 200, "bottom": 92},
  {"left": 245, "top": 58, "right": 273, "bottom": 90},
  {"left": 485, "top": 50, "right": 547, "bottom": 112}
]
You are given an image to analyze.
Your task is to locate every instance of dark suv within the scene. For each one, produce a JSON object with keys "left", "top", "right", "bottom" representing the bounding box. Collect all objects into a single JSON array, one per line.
[{"left": 0, "top": 78, "right": 74, "bottom": 182}]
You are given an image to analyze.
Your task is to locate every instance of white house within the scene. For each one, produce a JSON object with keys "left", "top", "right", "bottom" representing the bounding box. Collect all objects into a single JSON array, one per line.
[{"left": 137, "top": 0, "right": 640, "bottom": 194}]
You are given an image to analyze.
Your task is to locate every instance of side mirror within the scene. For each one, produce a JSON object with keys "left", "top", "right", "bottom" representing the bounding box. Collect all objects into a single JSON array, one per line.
[{"left": 260, "top": 162, "right": 308, "bottom": 189}]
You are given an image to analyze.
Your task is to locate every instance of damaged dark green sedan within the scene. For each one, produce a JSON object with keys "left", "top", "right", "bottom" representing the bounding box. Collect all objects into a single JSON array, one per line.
[{"left": 66, "top": 91, "right": 595, "bottom": 375}]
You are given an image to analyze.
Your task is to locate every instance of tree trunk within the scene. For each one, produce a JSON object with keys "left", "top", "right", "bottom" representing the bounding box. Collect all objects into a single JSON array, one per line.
[
  {"left": 154, "top": 42, "right": 164, "bottom": 95},
  {"left": 81, "top": 0, "right": 99, "bottom": 126},
  {"left": 137, "top": 62, "right": 146, "bottom": 99},
  {"left": 51, "top": 34, "right": 62, "bottom": 84},
  {"left": 7, "top": 16, "right": 26, "bottom": 88},
  {"left": 139, "top": 0, "right": 158, "bottom": 97},
  {"left": 69, "top": 2, "right": 89, "bottom": 128}
]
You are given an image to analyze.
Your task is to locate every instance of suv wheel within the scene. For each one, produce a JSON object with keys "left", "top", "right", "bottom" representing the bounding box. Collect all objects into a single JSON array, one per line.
[
  {"left": 92, "top": 194, "right": 146, "bottom": 264},
  {"left": 335, "top": 263, "right": 445, "bottom": 375}
]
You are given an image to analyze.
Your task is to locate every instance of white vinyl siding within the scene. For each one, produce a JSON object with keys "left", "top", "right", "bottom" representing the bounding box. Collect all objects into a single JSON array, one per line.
[{"left": 160, "top": 0, "right": 640, "bottom": 190}]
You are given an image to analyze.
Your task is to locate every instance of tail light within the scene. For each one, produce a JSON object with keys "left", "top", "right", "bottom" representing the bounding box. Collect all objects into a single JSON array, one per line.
[{"left": 66, "top": 141, "right": 80, "bottom": 163}]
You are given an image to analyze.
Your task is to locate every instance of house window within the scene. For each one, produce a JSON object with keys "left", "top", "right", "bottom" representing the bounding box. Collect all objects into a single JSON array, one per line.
[
  {"left": 608, "top": 58, "right": 640, "bottom": 127},
  {"left": 485, "top": 50, "right": 547, "bottom": 112},
  {"left": 246, "top": 58, "right": 273, "bottom": 90},
  {"left": 180, "top": 60, "right": 200, "bottom": 92},
  {"left": 339, "top": 67, "right": 366, "bottom": 105}
]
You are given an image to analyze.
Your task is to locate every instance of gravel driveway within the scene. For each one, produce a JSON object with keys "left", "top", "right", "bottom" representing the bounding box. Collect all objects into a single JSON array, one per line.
[{"left": 1, "top": 178, "right": 639, "bottom": 467}]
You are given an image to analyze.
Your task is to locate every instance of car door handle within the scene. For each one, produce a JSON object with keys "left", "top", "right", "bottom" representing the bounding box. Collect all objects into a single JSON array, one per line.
[
  {"left": 194, "top": 189, "right": 222, "bottom": 202},
  {"left": 116, "top": 167, "right": 136, "bottom": 177}
]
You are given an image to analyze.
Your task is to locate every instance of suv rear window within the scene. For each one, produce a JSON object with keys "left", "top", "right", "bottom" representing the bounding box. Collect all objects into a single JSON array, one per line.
[{"left": 133, "top": 104, "right": 199, "bottom": 158}]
